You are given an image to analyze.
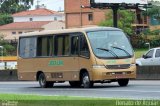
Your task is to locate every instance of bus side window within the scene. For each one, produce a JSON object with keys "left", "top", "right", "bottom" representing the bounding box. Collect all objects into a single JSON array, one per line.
[
  {"left": 55, "top": 35, "right": 70, "bottom": 56},
  {"left": 80, "top": 34, "right": 90, "bottom": 57},
  {"left": 37, "top": 36, "right": 53, "bottom": 57},
  {"left": 71, "top": 36, "right": 79, "bottom": 55}
]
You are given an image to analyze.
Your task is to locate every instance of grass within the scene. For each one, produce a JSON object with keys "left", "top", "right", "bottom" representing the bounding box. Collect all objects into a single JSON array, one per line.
[
  {"left": 134, "top": 48, "right": 148, "bottom": 59},
  {"left": 0, "top": 94, "right": 159, "bottom": 106}
]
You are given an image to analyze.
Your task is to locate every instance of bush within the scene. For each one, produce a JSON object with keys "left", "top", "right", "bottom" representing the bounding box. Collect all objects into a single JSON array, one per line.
[
  {"left": 0, "top": 38, "right": 16, "bottom": 56},
  {"left": 131, "top": 35, "right": 160, "bottom": 49}
]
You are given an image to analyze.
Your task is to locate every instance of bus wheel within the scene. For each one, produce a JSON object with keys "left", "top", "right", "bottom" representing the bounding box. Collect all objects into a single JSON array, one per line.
[
  {"left": 38, "top": 73, "right": 54, "bottom": 88},
  {"left": 118, "top": 79, "right": 129, "bottom": 87},
  {"left": 69, "top": 81, "right": 81, "bottom": 88},
  {"left": 81, "top": 72, "right": 93, "bottom": 88}
]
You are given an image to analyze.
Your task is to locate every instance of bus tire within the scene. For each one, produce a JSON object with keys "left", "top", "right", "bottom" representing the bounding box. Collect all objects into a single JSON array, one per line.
[
  {"left": 81, "top": 72, "right": 93, "bottom": 88},
  {"left": 69, "top": 81, "right": 81, "bottom": 88},
  {"left": 118, "top": 79, "right": 129, "bottom": 87},
  {"left": 38, "top": 73, "right": 54, "bottom": 88}
]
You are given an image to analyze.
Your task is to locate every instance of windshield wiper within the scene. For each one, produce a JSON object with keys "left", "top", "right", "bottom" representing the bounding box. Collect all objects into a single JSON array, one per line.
[
  {"left": 96, "top": 48, "right": 119, "bottom": 59},
  {"left": 111, "top": 46, "right": 132, "bottom": 57}
]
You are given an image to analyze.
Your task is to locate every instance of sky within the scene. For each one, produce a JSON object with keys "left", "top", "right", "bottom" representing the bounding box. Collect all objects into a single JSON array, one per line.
[
  {"left": 30, "top": 0, "right": 160, "bottom": 11},
  {"left": 31, "top": 0, "right": 64, "bottom": 11}
]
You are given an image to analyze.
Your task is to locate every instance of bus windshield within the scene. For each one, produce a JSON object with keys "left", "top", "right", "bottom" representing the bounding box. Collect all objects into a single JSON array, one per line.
[{"left": 87, "top": 30, "right": 133, "bottom": 59}]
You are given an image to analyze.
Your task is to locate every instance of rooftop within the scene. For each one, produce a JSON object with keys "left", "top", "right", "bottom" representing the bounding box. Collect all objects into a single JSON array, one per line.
[
  {"left": 0, "top": 21, "right": 52, "bottom": 30},
  {"left": 12, "top": 8, "right": 60, "bottom": 17}
]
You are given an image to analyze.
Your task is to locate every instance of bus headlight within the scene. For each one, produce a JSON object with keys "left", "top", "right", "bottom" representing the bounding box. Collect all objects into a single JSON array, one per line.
[{"left": 92, "top": 65, "right": 105, "bottom": 69}]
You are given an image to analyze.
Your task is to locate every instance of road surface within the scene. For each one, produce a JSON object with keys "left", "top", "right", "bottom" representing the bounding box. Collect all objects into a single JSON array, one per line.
[{"left": 0, "top": 80, "right": 160, "bottom": 99}]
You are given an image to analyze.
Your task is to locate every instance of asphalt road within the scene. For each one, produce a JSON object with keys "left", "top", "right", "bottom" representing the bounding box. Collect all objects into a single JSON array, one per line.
[{"left": 0, "top": 80, "right": 160, "bottom": 99}]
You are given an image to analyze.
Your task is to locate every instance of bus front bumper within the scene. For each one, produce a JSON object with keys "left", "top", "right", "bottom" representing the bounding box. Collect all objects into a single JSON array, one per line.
[{"left": 91, "top": 65, "right": 136, "bottom": 81}]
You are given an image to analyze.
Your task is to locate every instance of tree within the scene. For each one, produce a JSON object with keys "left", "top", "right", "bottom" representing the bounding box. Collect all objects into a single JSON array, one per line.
[
  {"left": 0, "top": 0, "right": 34, "bottom": 14},
  {"left": 99, "top": 10, "right": 135, "bottom": 35},
  {"left": 0, "top": 0, "right": 34, "bottom": 26},
  {"left": 143, "top": 6, "right": 160, "bottom": 21},
  {"left": 0, "top": 13, "right": 13, "bottom": 25}
]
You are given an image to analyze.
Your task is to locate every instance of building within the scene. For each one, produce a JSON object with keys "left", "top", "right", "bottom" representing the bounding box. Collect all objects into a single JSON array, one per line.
[
  {"left": 131, "top": 9, "right": 149, "bottom": 34},
  {"left": 0, "top": 8, "right": 65, "bottom": 41},
  {"left": 0, "top": 21, "right": 65, "bottom": 41},
  {"left": 12, "top": 8, "right": 65, "bottom": 22},
  {"left": 65, "top": 0, "right": 149, "bottom": 34},
  {"left": 65, "top": 0, "right": 107, "bottom": 28}
]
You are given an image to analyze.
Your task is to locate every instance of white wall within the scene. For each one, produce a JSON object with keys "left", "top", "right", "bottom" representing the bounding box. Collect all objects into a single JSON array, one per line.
[{"left": 13, "top": 15, "right": 65, "bottom": 22}]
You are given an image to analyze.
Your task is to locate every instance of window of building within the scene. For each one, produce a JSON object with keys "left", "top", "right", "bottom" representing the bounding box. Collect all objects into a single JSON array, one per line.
[
  {"left": 19, "top": 37, "right": 37, "bottom": 58},
  {"left": 29, "top": 18, "right": 33, "bottom": 21},
  {"left": 88, "top": 13, "right": 93, "bottom": 21},
  {"left": 18, "top": 32, "right": 23, "bottom": 34},
  {"left": 55, "top": 35, "right": 70, "bottom": 56},
  {"left": 37, "top": 36, "right": 53, "bottom": 57},
  {"left": 54, "top": 17, "right": 57, "bottom": 21},
  {"left": 12, "top": 32, "right": 16, "bottom": 35}
]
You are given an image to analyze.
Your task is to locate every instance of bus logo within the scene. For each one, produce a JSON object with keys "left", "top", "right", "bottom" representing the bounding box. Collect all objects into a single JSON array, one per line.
[{"left": 48, "top": 60, "right": 64, "bottom": 66}]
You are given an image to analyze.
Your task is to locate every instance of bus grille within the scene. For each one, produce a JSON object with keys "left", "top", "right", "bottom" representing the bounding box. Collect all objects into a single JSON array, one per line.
[{"left": 105, "top": 64, "right": 130, "bottom": 69}]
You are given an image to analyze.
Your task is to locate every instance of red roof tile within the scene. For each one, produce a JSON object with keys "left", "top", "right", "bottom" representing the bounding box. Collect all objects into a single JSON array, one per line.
[
  {"left": 12, "top": 8, "right": 58, "bottom": 17},
  {"left": 0, "top": 21, "right": 52, "bottom": 30}
]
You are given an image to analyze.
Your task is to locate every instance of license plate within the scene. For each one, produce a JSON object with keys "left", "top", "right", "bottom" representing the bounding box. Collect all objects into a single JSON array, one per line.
[{"left": 115, "top": 74, "right": 125, "bottom": 78}]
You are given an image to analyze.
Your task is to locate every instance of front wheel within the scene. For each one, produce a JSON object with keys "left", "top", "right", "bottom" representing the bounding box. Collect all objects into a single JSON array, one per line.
[
  {"left": 81, "top": 72, "right": 93, "bottom": 88},
  {"left": 38, "top": 73, "right": 54, "bottom": 88},
  {"left": 118, "top": 79, "right": 129, "bottom": 87}
]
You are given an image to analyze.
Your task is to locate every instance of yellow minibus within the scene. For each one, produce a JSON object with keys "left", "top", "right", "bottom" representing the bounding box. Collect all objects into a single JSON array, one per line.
[{"left": 18, "top": 27, "right": 136, "bottom": 88}]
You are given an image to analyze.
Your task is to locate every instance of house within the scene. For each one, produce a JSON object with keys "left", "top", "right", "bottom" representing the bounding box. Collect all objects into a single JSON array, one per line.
[
  {"left": 12, "top": 8, "right": 65, "bottom": 22},
  {"left": 0, "top": 8, "right": 65, "bottom": 41}
]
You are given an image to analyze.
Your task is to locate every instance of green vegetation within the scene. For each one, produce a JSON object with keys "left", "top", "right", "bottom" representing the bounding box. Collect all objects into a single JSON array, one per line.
[
  {"left": 0, "top": 0, "right": 34, "bottom": 14},
  {"left": 0, "top": 94, "right": 108, "bottom": 100},
  {"left": 0, "top": 13, "right": 13, "bottom": 26},
  {"left": 134, "top": 48, "right": 148, "bottom": 59},
  {"left": 99, "top": 10, "right": 134, "bottom": 35},
  {"left": 0, "top": 94, "right": 159, "bottom": 106},
  {"left": 0, "top": 0, "right": 34, "bottom": 25},
  {"left": 143, "top": 5, "right": 160, "bottom": 21},
  {"left": 0, "top": 37, "right": 16, "bottom": 56}
]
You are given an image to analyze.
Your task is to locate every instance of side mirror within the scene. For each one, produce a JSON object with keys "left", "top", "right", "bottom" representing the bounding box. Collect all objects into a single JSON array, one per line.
[{"left": 142, "top": 54, "right": 146, "bottom": 58}]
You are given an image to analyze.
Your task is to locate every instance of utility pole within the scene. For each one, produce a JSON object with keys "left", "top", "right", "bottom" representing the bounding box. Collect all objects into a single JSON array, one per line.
[{"left": 112, "top": 5, "right": 119, "bottom": 28}]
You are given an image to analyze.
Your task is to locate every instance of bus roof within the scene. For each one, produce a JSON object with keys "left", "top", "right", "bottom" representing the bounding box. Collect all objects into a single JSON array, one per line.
[{"left": 19, "top": 27, "right": 122, "bottom": 37}]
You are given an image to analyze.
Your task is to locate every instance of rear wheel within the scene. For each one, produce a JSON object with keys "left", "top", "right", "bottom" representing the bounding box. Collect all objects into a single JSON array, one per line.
[
  {"left": 38, "top": 73, "right": 54, "bottom": 88},
  {"left": 81, "top": 72, "right": 93, "bottom": 88},
  {"left": 69, "top": 81, "right": 81, "bottom": 88},
  {"left": 118, "top": 79, "right": 129, "bottom": 87}
]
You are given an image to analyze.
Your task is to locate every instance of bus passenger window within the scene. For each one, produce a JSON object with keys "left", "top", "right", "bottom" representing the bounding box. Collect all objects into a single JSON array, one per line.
[
  {"left": 71, "top": 36, "right": 79, "bottom": 55},
  {"left": 37, "top": 36, "right": 53, "bottom": 57},
  {"left": 55, "top": 35, "right": 70, "bottom": 56},
  {"left": 80, "top": 35, "right": 89, "bottom": 57}
]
